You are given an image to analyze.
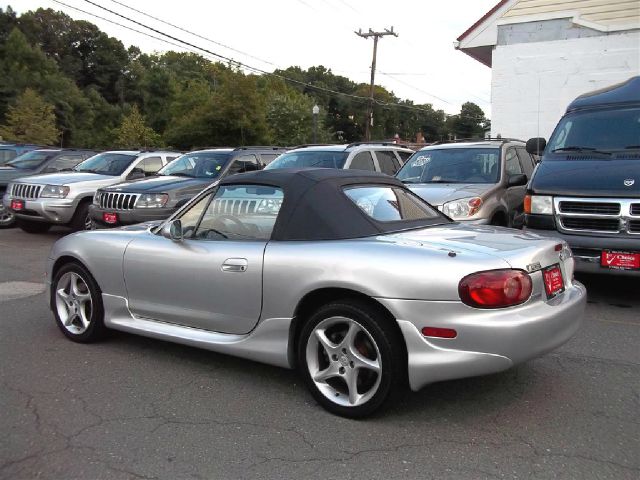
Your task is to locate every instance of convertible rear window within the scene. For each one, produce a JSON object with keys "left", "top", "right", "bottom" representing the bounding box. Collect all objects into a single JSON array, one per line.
[{"left": 344, "top": 186, "right": 441, "bottom": 222}]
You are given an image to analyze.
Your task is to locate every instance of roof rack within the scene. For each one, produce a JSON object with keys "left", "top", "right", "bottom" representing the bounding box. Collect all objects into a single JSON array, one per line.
[
  {"left": 431, "top": 137, "right": 526, "bottom": 145},
  {"left": 288, "top": 143, "right": 337, "bottom": 149},
  {"left": 233, "top": 146, "right": 288, "bottom": 151},
  {"left": 345, "top": 141, "right": 407, "bottom": 148}
]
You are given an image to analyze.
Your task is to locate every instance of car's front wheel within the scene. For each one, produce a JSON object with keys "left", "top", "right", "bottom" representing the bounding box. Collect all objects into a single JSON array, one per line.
[
  {"left": 298, "top": 300, "right": 405, "bottom": 418},
  {"left": 51, "top": 262, "right": 106, "bottom": 342},
  {"left": 0, "top": 208, "right": 15, "bottom": 228}
]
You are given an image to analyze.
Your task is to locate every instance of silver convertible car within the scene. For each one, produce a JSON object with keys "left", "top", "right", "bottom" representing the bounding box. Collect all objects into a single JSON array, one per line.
[{"left": 47, "top": 169, "right": 586, "bottom": 417}]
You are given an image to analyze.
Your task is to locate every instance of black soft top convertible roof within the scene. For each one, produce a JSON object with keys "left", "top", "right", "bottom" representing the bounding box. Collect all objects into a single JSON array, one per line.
[{"left": 218, "top": 168, "right": 448, "bottom": 241}]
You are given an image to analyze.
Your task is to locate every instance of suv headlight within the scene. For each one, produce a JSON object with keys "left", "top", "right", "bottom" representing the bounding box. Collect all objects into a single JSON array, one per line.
[
  {"left": 135, "top": 193, "right": 169, "bottom": 208},
  {"left": 524, "top": 195, "right": 553, "bottom": 215},
  {"left": 93, "top": 191, "right": 102, "bottom": 205},
  {"left": 442, "top": 197, "right": 483, "bottom": 219},
  {"left": 40, "top": 185, "right": 70, "bottom": 199}
]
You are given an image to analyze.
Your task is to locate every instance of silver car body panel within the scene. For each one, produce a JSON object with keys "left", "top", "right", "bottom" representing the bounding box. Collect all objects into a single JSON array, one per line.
[{"left": 46, "top": 222, "right": 585, "bottom": 390}]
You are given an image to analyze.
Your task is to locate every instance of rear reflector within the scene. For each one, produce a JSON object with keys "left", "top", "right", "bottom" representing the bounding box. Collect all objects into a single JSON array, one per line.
[{"left": 422, "top": 327, "right": 457, "bottom": 339}]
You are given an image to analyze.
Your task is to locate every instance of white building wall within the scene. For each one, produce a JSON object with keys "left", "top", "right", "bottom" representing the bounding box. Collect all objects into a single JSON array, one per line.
[{"left": 490, "top": 31, "right": 640, "bottom": 140}]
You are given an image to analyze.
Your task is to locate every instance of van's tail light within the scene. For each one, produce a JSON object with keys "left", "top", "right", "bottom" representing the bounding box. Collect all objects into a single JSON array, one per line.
[{"left": 459, "top": 269, "right": 532, "bottom": 308}]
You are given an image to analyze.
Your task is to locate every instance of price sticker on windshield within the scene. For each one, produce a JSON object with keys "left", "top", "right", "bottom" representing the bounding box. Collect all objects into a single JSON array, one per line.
[{"left": 413, "top": 155, "right": 431, "bottom": 167}]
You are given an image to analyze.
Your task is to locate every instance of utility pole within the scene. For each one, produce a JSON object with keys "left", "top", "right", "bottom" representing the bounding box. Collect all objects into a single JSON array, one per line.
[{"left": 355, "top": 27, "right": 398, "bottom": 141}]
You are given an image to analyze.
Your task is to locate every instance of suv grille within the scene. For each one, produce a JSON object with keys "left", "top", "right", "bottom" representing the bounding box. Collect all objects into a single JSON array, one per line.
[
  {"left": 555, "top": 197, "right": 639, "bottom": 235},
  {"left": 211, "top": 199, "right": 258, "bottom": 215},
  {"left": 558, "top": 201, "right": 620, "bottom": 215},
  {"left": 11, "top": 184, "right": 42, "bottom": 199},
  {"left": 560, "top": 218, "right": 619, "bottom": 232},
  {"left": 98, "top": 192, "right": 139, "bottom": 210}
]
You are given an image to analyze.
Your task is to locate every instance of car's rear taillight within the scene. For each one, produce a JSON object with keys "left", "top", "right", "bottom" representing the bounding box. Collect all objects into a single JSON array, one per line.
[{"left": 459, "top": 269, "right": 532, "bottom": 308}]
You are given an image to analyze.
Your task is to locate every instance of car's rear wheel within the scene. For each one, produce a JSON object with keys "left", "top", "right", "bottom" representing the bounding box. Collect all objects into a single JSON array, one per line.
[
  {"left": 52, "top": 262, "right": 106, "bottom": 343},
  {"left": 16, "top": 219, "right": 51, "bottom": 233},
  {"left": 298, "top": 300, "right": 404, "bottom": 418}
]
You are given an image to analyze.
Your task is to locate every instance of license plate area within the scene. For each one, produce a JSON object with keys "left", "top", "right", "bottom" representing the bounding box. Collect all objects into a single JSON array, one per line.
[
  {"left": 103, "top": 212, "right": 118, "bottom": 224},
  {"left": 10, "top": 199, "right": 24, "bottom": 211},
  {"left": 543, "top": 264, "right": 565, "bottom": 299},
  {"left": 600, "top": 250, "right": 640, "bottom": 270}
]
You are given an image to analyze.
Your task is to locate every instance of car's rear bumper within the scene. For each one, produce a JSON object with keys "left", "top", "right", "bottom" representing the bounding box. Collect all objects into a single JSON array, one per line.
[
  {"left": 378, "top": 281, "right": 586, "bottom": 391},
  {"left": 524, "top": 227, "right": 640, "bottom": 276},
  {"left": 89, "top": 204, "right": 175, "bottom": 226},
  {"left": 3, "top": 195, "right": 75, "bottom": 224}
]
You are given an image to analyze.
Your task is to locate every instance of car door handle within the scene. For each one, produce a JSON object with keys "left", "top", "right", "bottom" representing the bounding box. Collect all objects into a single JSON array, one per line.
[{"left": 221, "top": 258, "right": 248, "bottom": 272}]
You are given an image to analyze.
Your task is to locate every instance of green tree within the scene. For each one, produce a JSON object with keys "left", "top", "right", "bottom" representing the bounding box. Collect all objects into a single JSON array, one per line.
[
  {"left": 266, "top": 89, "right": 330, "bottom": 145},
  {"left": 449, "top": 102, "right": 488, "bottom": 139},
  {"left": 114, "top": 105, "right": 161, "bottom": 148},
  {"left": 0, "top": 88, "right": 59, "bottom": 144}
]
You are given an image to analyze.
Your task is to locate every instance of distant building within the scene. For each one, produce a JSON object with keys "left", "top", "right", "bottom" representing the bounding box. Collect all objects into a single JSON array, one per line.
[{"left": 455, "top": 0, "right": 640, "bottom": 140}]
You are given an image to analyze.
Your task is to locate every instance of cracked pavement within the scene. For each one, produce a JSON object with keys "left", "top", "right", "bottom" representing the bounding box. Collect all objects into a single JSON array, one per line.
[{"left": 1, "top": 227, "right": 638, "bottom": 479}]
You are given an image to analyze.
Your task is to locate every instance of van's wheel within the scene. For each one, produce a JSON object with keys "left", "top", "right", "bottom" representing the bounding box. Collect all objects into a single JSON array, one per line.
[
  {"left": 69, "top": 201, "right": 92, "bottom": 232},
  {"left": 16, "top": 219, "right": 51, "bottom": 233},
  {"left": 51, "top": 262, "right": 106, "bottom": 343},
  {"left": 297, "top": 300, "right": 404, "bottom": 418}
]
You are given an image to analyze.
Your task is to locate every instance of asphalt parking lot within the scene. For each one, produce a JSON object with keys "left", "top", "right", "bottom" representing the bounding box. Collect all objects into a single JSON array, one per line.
[{"left": 1, "top": 227, "right": 638, "bottom": 480}]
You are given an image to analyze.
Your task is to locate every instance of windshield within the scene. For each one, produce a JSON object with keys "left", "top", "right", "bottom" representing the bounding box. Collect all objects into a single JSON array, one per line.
[
  {"left": 548, "top": 107, "right": 640, "bottom": 153},
  {"left": 74, "top": 152, "right": 137, "bottom": 176},
  {"left": 158, "top": 152, "right": 231, "bottom": 178},
  {"left": 396, "top": 148, "right": 500, "bottom": 184},
  {"left": 6, "top": 151, "right": 55, "bottom": 169},
  {"left": 0, "top": 148, "right": 18, "bottom": 165},
  {"left": 265, "top": 151, "right": 348, "bottom": 170}
]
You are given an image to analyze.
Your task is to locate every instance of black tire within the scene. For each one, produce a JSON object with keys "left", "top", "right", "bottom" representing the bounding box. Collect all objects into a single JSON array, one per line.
[
  {"left": 0, "top": 209, "right": 15, "bottom": 229},
  {"left": 490, "top": 214, "right": 507, "bottom": 227},
  {"left": 297, "top": 299, "right": 405, "bottom": 418},
  {"left": 69, "top": 201, "right": 92, "bottom": 232},
  {"left": 51, "top": 262, "right": 106, "bottom": 343},
  {"left": 16, "top": 219, "right": 51, "bottom": 233}
]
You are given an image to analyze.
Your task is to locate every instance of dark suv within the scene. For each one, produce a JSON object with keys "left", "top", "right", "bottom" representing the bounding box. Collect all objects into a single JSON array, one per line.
[
  {"left": 524, "top": 76, "right": 640, "bottom": 276},
  {"left": 0, "top": 148, "right": 97, "bottom": 228},
  {"left": 90, "top": 146, "right": 286, "bottom": 228}
]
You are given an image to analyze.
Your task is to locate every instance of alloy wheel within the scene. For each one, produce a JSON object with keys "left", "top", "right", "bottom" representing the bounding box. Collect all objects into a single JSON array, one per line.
[
  {"left": 0, "top": 208, "right": 14, "bottom": 227},
  {"left": 305, "top": 316, "right": 382, "bottom": 407},
  {"left": 55, "top": 272, "right": 93, "bottom": 334},
  {"left": 84, "top": 213, "right": 94, "bottom": 230}
]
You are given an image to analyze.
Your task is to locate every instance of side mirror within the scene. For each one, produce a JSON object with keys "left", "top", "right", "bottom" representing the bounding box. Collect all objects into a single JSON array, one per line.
[
  {"left": 161, "top": 218, "right": 183, "bottom": 242},
  {"left": 526, "top": 137, "right": 546, "bottom": 156},
  {"left": 127, "top": 167, "right": 145, "bottom": 180},
  {"left": 507, "top": 173, "right": 528, "bottom": 187}
]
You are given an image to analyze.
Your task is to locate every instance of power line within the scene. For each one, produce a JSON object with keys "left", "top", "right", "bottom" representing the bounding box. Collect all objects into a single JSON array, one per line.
[
  {"left": 61, "top": 0, "right": 486, "bottom": 120},
  {"left": 80, "top": 0, "right": 443, "bottom": 114},
  {"left": 107, "top": 0, "right": 280, "bottom": 68},
  {"left": 378, "top": 71, "right": 453, "bottom": 106},
  {"left": 50, "top": 0, "right": 197, "bottom": 52}
]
